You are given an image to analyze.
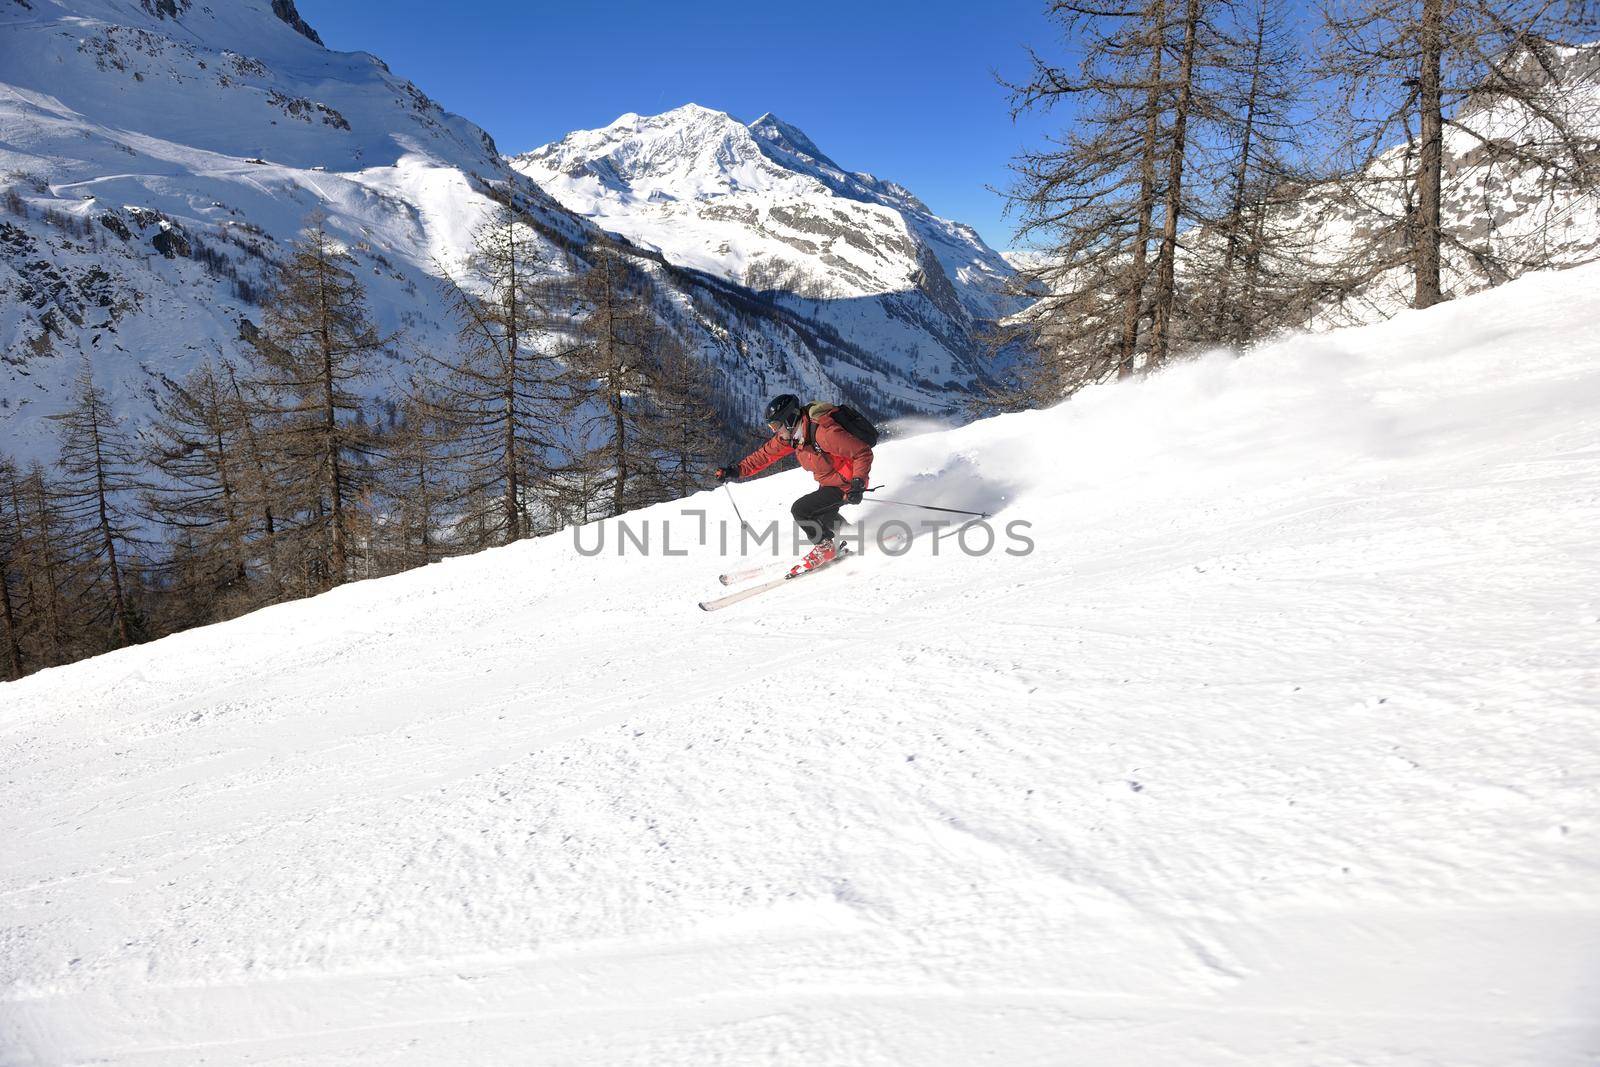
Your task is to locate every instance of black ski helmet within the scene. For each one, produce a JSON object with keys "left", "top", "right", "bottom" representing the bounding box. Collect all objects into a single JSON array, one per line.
[{"left": 764, "top": 393, "right": 803, "bottom": 430}]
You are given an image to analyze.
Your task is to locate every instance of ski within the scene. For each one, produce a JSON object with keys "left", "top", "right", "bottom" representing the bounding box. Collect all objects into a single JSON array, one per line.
[
  {"left": 698, "top": 551, "right": 851, "bottom": 611},
  {"left": 716, "top": 533, "right": 906, "bottom": 586},
  {"left": 717, "top": 558, "right": 784, "bottom": 586},
  {"left": 698, "top": 574, "right": 791, "bottom": 611}
]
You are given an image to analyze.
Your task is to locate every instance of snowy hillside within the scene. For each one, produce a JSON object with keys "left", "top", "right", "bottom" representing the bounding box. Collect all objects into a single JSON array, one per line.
[
  {"left": 4, "top": 262, "right": 1598, "bottom": 1064},
  {"left": 512, "top": 105, "right": 1022, "bottom": 391},
  {"left": 1010, "top": 43, "right": 1600, "bottom": 341},
  {"left": 0, "top": 0, "right": 548, "bottom": 459},
  {"left": 1271, "top": 43, "right": 1600, "bottom": 327},
  {"left": 0, "top": 2, "right": 988, "bottom": 465}
]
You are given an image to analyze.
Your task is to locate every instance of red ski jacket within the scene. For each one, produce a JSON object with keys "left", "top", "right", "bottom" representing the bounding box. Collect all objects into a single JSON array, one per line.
[{"left": 734, "top": 404, "right": 873, "bottom": 491}]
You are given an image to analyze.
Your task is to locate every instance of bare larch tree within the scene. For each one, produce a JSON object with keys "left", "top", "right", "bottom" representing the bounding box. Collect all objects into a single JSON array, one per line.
[
  {"left": 48, "top": 359, "right": 144, "bottom": 646},
  {"left": 429, "top": 206, "right": 566, "bottom": 547},
  {"left": 1319, "top": 0, "right": 1600, "bottom": 309},
  {"left": 244, "top": 220, "right": 387, "bottom": 590}
]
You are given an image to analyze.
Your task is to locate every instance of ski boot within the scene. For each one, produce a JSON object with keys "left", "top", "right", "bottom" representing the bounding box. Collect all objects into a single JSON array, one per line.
[{"left": 787, "top": 537, "right": 840, "bottom": 578}]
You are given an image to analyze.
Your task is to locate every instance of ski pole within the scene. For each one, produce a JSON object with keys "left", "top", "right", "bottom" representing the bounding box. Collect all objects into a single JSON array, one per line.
[
  {"left": 723, "top": 483, "right": 759, "bottom": 541},
  {"left": 856, "top": 492, "right": 991, "bottom": 520}
]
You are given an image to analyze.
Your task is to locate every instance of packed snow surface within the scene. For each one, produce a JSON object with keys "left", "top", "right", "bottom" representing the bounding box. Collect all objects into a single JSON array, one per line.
[{"left": 4, "top": 265, "right": 1600, "bottom": 1064}]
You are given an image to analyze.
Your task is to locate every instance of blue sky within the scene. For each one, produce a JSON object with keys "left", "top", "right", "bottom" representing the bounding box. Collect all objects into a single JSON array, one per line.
[{"left": 297, "top": 0, "right": 1065, "bottom": 251}]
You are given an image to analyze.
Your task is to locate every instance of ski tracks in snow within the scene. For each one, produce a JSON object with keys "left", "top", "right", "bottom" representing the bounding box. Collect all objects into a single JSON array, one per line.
[{"left": 6, "top": 266, "right": 1600, "bottom": 1063}]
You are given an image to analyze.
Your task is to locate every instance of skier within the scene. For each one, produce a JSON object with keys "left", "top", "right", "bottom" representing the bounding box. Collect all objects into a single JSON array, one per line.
[{"left": 714, "top": 393, "right": 873, "bottom": 574}]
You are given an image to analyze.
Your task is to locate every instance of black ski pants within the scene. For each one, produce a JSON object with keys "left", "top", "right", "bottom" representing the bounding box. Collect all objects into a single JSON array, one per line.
[{"left": 791, "top": 485, "right": 846, "bottom": 545}]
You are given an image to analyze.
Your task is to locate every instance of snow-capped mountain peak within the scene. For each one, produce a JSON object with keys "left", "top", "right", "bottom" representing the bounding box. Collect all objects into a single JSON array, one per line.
[
  {"left": 746, "top": 111, "right": 845, "bottom": 172},
  {"left": 529, "top": 104, "right": 803, "bottom": 200},
  {"left": 512, "top": 104, "right": 1022, "bottom": 393}
]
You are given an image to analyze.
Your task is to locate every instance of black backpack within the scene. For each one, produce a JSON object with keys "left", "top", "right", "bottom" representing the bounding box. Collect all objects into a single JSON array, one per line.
[{"left": 824, "top": 404, "right": 880, "bottom": 447}]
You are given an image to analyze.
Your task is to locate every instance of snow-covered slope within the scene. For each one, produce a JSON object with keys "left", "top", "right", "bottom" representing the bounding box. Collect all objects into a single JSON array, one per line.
[
  {"left": 1013, "top": 44, "right": 1600, "bottom": 340},
  {"left": 0, "top": 0, "right": 551, "bottom": 458},
  {"left": 512, "top": 105, "right": 1022, "bottom": 391},
  {"left": 4, "top": 261, "right": 1598, "bottom": 1063},
  {"left": 1277, "top": 44, "right": 1600, "bottom": 326},
  {"left": 0, "top": 2, "right": 976, "bottom": 465}
]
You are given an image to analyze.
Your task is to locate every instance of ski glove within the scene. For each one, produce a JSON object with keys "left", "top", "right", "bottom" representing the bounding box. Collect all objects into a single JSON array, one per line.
[
  {"left": 843, "top": 477, "right": 866, "bottom": 505},
  {"left": 714, "top": 462, "right": 741, "bottom": 483}
]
